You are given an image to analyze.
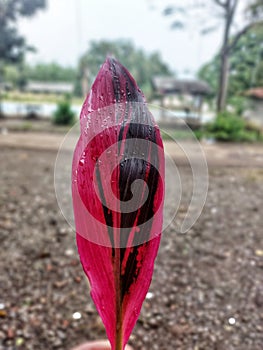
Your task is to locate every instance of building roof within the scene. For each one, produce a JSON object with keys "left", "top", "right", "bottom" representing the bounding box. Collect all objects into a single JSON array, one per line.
[
  {"left": 25, "top": 81, "right": 74, "bottom": 94},
  {"left": 245, "top": 88, "right": 263, "bottom": 100},
  {"left": 152, "top": 76, "right": 211, "bottom": 95}
]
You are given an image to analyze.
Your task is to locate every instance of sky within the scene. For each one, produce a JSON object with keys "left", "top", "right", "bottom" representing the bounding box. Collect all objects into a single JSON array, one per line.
[{"left": 18, "top": 0, "right": 230, "bottom": 77}]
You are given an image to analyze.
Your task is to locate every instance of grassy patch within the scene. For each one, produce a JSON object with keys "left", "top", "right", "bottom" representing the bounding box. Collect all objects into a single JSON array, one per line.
[
  {"left": 2, "top": 91, "right": 83, "bottom": 105},
  {"left": 161, "top": 128, "right": 199, "bottom": 141}
]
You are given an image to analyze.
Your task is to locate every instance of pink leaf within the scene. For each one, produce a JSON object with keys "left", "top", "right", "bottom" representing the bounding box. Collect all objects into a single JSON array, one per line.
[{"left": 72, "top": 58, "right": 165, "bottom": 350}]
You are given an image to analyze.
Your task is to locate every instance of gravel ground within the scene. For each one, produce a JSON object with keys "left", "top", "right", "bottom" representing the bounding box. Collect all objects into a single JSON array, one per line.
[{"left": 0, "top": 146, "right": 262, "bottom": 350}]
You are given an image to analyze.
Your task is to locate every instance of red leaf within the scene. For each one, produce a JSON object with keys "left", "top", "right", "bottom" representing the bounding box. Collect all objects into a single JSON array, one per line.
[{"left": 72, "top": 58, "right": 164, "bottom": 350}]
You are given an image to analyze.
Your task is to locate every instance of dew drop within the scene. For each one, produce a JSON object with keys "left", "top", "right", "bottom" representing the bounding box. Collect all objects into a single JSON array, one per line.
[
  {"left": 228, "top": 317, "right": 236, "bottom": 325},
  {"left": 65, "top": 249, "right": 74, "bottom": 256},
  {"left": 79, "top": 158, "right": 85, "bottom": 166},
  {"left": 146, "top": 292, "right": 154, "bottom": 300},
  {"left": 72, "top": 312, "right": 82, "bottom": 320}
]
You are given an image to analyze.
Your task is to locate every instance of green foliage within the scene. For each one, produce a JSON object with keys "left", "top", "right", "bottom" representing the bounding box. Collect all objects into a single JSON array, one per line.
[
  {"left": 228, "top": 27, "right": 263, "bottom": 96},
  {"left": 227, "top": 96, "right": 247, "bottom": 116},
  {"left": 206, "top": 111, "right": 260, "bottom": 142},
  {"left": 21, "top": 122, "right": 33, "bottom": 131},
  {"left": 23, "top": 62, "right": 77, "bottom": 82},
  {"left": 2, "top": 63, "right": 77, "bottom": 90},
  {"left": 2, "top": 62, "right": 77, "bottom": 91},
  {"left": 2, "top": 65, "right": 19, "bottom": 86},
  {"left": 198, "top": 27, "right": 263, "bottom": 101},
  {"left": 246, "top": 0, "right": 263, "bottom": 21},
  {"left": 207, "top": 112, "right": 245, "bottom": 141},
  {"left": 193, "top": 129, "right": 203, "bottom": 141},
  {"left": 0, "top": 0, "right": 46, "bottom": 63},
  {"left": 52, "top": 96, "right": 75, "bottom": 126},
  {"left": 198, "top": 56, "right": 220, "bottom": 98},
  {"left": 77, "top": 39, "right": 173, "bottom": 98},
  {"left": 161, "top": 129, "right": 197, "bottom": 141},
  {"left": 3, "top": 40, "right": 170, "bottom": 98}
]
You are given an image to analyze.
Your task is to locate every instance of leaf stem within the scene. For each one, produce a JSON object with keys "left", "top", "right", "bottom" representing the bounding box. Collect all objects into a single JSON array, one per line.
[
  {"left": 115, "top": 322, "right": 123, "bottom": 350},
  {"left": 114, "top": 248, "right": 123, "bottom": 350}
]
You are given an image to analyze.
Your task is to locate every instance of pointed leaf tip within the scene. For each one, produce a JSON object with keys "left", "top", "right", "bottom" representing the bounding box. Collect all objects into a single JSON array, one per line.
[
  {"left": 82, "top": 57, "right": 145, "bottom": 115},
  {"left": 72, "top": 58, "right": 165, "bottom": 350}
]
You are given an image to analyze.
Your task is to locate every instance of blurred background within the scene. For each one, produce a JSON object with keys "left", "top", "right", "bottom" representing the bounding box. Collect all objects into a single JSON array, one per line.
[{"left": 0, "top": 1, "right": 263, "bottom": 349}]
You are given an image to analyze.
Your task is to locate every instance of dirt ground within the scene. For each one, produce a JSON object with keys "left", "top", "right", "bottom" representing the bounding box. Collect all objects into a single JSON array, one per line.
[{"left": 0, "top": 134, "right": 263, "bottom": 350}]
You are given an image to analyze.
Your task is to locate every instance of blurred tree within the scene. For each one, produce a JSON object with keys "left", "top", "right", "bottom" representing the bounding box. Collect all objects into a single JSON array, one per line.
[
  {"left": 161, "top": 0, "right": 263, "bottom": 111},
  {"left": 24, "top": 62, "right": 76, "bottom": 82},
  {"left": 2, "top": 64, "right": 19, "bottom": 85},
  {"left": 3, "top": 62, "right": 77, "bottom": 90},
  {"left": 0, "top": 0, "right": 46, "bottom": 63},
  {"left": 0, "top": 0, "right": 46, "bottom": 116},
  {"left": 198, "top": 27, "right": 263, "bottom": 98},
  {"left": 77, "top": 39, "right": 173, "bottom": 98}
]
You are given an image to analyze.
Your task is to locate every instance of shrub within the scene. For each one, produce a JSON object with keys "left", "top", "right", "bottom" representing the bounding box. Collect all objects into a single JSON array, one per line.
[
  {"left": 207, "top": 111, "right": 244, "bottom": 141},
  {"left": 52, "top": 97, "right": 75, "bottom": 125},
  {"left": 206, "top": 111, "right": 257, "bottom": 142},
  {"left": 228, "top": 96, "right": 247, "bottom": 116}
]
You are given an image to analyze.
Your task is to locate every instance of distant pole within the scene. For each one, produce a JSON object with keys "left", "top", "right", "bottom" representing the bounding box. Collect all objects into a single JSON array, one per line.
[
  {"left": 160, "top": 90, "right": 165, "bottom": 120},
  {"left": 0, "top": 63, "right": 4, "bottom": 118},
  {"left": 82, "top": 67, "right": 89, "bottom": 98}
]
